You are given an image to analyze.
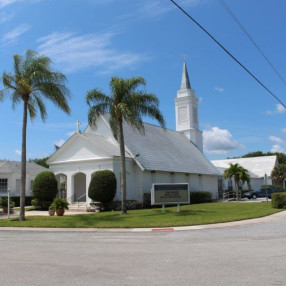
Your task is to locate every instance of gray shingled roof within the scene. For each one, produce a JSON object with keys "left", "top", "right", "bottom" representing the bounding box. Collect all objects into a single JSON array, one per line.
[
  {"left": 0, "top": 160, "right": 48, "bottom": 175},
  {"left": 120, "top": 119, "right": 220, "bottom": 175}
]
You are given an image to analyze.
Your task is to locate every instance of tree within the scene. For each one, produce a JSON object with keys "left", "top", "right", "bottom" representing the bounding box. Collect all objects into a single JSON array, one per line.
[
  {"left": 32, "top": 171, "right": 58, "bottom": 209},
  {"left": 223, "top": 163, "right": 250, "bottom": 201},
  {"left": 88, "top": 170, "right": 117, "bottom": 204},
  {"left": 0, "top": 50, "right": 70, "bottom": 221},
  {"left": 86, "top": 76, "right": 165, "bottom": 214},
  {"left": 29, "top": 156, "right": 50, "bottom": 168},
  {"left": 271, "top": 164, "right": 286, "bottom": 187}
]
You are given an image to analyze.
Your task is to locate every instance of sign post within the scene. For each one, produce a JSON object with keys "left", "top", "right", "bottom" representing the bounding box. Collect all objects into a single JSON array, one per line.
[
  {"left": 7, "top": 188, "right": 10, "bottom": 219},
  {"left": 151, "top": 183, "right": 190, "bottom": 213}
]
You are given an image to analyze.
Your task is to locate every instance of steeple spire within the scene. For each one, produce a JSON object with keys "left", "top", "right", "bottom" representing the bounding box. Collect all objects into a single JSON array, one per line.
[{"left": 180, "top": 62, "right": 191, "bottom": 90}]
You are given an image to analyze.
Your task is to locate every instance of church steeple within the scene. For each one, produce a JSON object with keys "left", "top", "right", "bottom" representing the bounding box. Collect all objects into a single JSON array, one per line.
[
  {"left": 174, "top": 62, "right": 203, "bottom": 152},
  {"left": 180, "top": 62, "right": 191, "bottom": 90}
]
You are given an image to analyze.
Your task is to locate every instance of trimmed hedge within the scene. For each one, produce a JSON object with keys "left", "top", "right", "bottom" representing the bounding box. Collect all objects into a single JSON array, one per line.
[
  {"left": 32, "top": 171, "right": 58, "bottom": 209},
  {"left": 143, "top": 193, "right": 151, "bottom": 208},
  {"left": 190, "top": 191, "right": 212, "bottom": 204},
  {"left": 272, "top": 192, "right": 286, "bottom": 209},
  {"left": 10, "top": 196, "right": 33, "bottom": 207},
  {"left": 88, "top": 170, "right": 117, "bottom": 203},
  {"left": 143, "top": 191, "right": 213, "bottom": 207}
]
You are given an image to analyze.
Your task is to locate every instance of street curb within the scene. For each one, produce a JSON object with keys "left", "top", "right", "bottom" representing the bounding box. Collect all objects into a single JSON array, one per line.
[{"left": 0, "top": 210, "right": 285, "bottom": 233}]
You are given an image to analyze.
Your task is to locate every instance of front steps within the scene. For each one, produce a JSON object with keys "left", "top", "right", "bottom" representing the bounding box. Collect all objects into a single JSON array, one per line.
[{"left": 67, "top": 202, "right": 88, "bottom": 212}]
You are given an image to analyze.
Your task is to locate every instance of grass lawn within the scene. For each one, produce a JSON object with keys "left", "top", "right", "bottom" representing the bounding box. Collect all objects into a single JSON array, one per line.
[
  {"left": 0, "top": 202, "right": 282, "bottom": 228},
  {"left": 13, "top": 206, "right": 35, "bottom": 211}
]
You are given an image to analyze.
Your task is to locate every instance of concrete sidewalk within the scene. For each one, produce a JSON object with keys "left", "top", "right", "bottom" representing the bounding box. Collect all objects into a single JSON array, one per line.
[{"left": 0, "top": 209, "right": 285, "bottom": 233}]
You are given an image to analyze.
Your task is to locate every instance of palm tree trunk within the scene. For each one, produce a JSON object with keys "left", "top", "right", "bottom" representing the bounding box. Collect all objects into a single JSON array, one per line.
[
  {"left": 118, "top": 119, "right": 127, "bottom": 215},
  {"left": 235, "top": 182, "right": 239, "bottom": 202},
  {"left": 20, "top": 99, "right": 28, "bottom": 221}
]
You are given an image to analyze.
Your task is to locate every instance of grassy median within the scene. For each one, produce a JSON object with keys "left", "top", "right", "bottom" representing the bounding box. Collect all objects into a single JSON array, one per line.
[{"left": 0, "top": 202, "right": 281, "bottom": 228}]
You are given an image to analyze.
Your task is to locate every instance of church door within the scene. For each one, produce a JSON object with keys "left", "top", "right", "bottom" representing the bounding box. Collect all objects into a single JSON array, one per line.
[{"left": 73, "top": 173, "right": 86, "bottom": 202}]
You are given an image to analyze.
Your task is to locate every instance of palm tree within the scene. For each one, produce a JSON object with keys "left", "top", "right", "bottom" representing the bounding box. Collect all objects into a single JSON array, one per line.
[
  {"left": 0, "top": 50, "right": 70, "bottom": 221},
  {"left": 86, "top": 76, "right": 165, "bottom": 214},
  {"left": 240, "top": 167, "right": 251, "bottom": 189},
  {"left": 224, "top": 163, "right": 249, "bottom": 201},
  {"left": 271, "top": 164, "right": 286, "bottom": 187}
]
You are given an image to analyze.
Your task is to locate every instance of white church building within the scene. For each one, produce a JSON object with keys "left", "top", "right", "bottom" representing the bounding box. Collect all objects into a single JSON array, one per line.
[{"left": 47, "top": 63, "right": 220, "bottom": 205}]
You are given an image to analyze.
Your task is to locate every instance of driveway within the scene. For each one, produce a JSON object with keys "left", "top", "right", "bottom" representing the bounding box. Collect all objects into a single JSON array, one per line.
[{"left": 0, "top": 213, "right": 286, "bottom": 285}]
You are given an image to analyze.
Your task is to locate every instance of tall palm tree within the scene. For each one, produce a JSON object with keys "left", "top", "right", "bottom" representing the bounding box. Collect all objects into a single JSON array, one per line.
[
  {"left": 86, "top": 76, "right": 165, "bottom": 214},
  {"left": 224, "top": 163, "right": 249, "bottom": 201},
  {"left": 0, "top": 50, "right": 70, "bottom": 221},
  {"left": 271, "top": 164, "right": 286, "bottom": 187}
]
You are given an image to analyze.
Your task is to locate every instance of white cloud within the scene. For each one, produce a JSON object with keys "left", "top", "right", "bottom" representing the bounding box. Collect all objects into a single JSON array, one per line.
[
  {"left": 203, "top": 126, "right": 243, "bottom": 155},
  {"left": 214, "top": 87, "right": 224, "bottom": 93},
  {"left": 2, "top": 24, "right": 30, "bottom": 45},
  {"left": 269, "top": 136, "right": 283, "bottom": 144},
  {"left": 54, "top": 139, "right": 65, "bottom": 147},
  {"left": 281, "top": 128, "right": 286, "bottom": 134},
  {"left": 139, "top": 1, "right": 173, "bottom": 18},
  {"left": 15, "top": 149, "right": 21, "bottom": 155},
  {"left": 271, "top": 144, "right": 285, "bottom": 153},
  {"left": 0, "top": 12, "right": 14, "bottom": 24},
  {"left": 0, "top": 0, "right": 42, "bottom": 9},
  {"left": 37, "top": 31, "right": 146, "bottom": 73},
  {"left": 276, "top": 104, "right": 286, "bottom": 114},
  {"left": 266, "top": 103, "right": 286, "bottom": 115}
]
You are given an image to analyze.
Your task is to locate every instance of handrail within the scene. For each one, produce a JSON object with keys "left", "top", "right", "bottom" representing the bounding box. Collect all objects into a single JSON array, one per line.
[{"left": 77, "top": 193, "right": 86, "bottom": 209}]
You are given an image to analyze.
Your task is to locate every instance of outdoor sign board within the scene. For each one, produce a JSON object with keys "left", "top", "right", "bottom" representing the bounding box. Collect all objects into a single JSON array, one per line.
[{"left": 151, "top": 183, "right": 190, "bottom": 205}]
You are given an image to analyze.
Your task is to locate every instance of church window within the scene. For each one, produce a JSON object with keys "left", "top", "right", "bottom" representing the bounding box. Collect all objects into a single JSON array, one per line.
[{"left": 0, "top": 179, "right": 8, "bottom": 193}]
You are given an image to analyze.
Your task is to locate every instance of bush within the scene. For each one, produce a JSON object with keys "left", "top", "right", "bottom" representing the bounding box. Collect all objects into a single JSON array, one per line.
[
  {"left": 190, "top": 191, "right": 212, "bottom": 204},
  {"left": 272, "top": 192, "right": 286, "bottom": 209},
  {"left": 53, "top": 198, "right": 69, "bottom": 210},
  {"left": 11, "top": 196, "right": 33, "bottom": 207},
  {"left": 0, "top": 197, "right": 15, "bottom": 208},
  {"left": 31, "top": 199, "right": 51, "bottom": 210},
  {"left": 143, "top": 193, "right": 151, "bottom": 208},
  {"left": 88, "top": 170, "right": 117, "bottom": 203},
  {"left": 32, "top": 171, "right": 58, "bottom": 209}
]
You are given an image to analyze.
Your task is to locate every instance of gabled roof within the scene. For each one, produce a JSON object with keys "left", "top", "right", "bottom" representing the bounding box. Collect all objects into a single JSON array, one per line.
[
  {"left": 106, "top": 115, "right": 220, "bottom": 175},
  {"left": 211, "top": 156, "right": 277, "bottom": 178},
  {"left": 0, "top": 160, "right": 48, "bottom": 175},
  {"left": 47, "top": 130, "right": 131, "bottom": 164}
]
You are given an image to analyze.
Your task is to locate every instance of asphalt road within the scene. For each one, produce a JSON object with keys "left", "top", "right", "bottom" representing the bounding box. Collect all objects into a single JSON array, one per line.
[{"left": 0, "top": 217, "right": 286, "bottom": 286}]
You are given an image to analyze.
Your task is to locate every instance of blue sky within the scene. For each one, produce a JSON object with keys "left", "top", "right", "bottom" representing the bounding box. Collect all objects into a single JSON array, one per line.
[{"left": 1, "top": 0, "right": 286, "bottom": 161}]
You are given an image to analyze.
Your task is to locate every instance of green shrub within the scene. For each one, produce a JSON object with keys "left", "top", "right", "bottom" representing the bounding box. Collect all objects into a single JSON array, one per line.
[
  {"left": 272, "top": 192, "right": 286, "bottom": 209},
  {"left": 143, "top": 193, "right": 151, "bottom": 208},
  {"left": 88, "top": 170, "right": 117, "bottom": 203},
  {"left": 11, "top": 196, "right": 33, "bottom": 207},
  {"left": 190, "top": 191, "right": 212, "bottom": 204},
  {"left": 0, "top": 197, "right": 15, "bottom": 208},
  {"left": 32, "top": 171, "right": 58, "bottom": 209},
  {"left": 31, "top": 199, "right": 51, "bottom": 210},
  {"left": 53, "top": 198, "right": 69, "bottom": 210}
]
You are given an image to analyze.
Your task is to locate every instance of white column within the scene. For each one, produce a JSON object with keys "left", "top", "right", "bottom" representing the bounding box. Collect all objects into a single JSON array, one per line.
[
  {"left": 66, "top": 174, "right": 73, "bottom": 204},
  {"left": 86, "top": 172, "right": 92, "bottom": 205}
]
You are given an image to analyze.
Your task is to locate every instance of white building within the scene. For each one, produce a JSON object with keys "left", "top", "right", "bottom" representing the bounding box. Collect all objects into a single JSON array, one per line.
[
  {"left": 0, "top": 160, "right": 48, "bottom": 196},
  {"left": 211, "top": 156, "right": 278, "bottom": 191},
  {"left": 47, "top": 63, "right": 220, "bottom": 205}
]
